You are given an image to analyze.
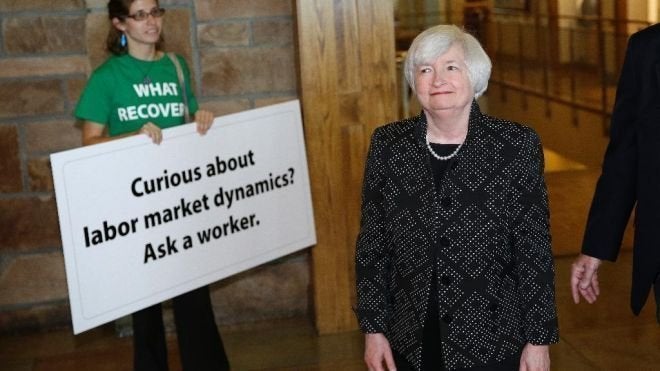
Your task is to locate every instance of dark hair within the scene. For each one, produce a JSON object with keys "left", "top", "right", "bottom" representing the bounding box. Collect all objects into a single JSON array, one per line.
[{"left": 106, "top": 0, "right": 164, "bottom": 55}]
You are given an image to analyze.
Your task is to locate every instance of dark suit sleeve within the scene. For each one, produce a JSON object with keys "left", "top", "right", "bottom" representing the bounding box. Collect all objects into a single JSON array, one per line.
[
  {"left": 509, "top": 130, "right": 559, "bottom": 344},
  {"left": 581, "top": 32, "right": 640, "bottom": 261},
  {"left": 354, "top": 128, "right": 391, "bottom": 334}
]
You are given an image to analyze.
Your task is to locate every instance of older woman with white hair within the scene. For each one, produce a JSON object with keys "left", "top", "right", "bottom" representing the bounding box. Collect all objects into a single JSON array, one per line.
[{"left": 355, "top": 25, "right": 559, "bottom": 371}]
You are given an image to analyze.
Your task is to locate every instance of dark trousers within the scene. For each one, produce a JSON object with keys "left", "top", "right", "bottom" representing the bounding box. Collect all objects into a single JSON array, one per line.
[{"left": 132, "top": 286, "right": 230, "bottom": 371}]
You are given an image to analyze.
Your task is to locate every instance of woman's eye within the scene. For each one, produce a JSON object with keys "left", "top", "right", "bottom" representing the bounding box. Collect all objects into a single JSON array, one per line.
[
  {"left": 420, "top": 67, "right": 432, "bottom": 73},
  {"left": 447, "top": 65, "right": 458, "bottom": 71}
]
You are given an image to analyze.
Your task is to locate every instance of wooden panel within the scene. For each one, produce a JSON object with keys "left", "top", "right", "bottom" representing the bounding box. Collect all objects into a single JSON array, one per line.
[
  {"left": 334, "top": 0, "right": 360, "bottom": 93},
  {"left": 296, "top": 0, "right": 397, "bottom": 334},
  {"left": 357, "top": 0, "right": 398, "bottom": 128},
  {"left": 341, "top": 123, "right": 367, "bottom": 313}
]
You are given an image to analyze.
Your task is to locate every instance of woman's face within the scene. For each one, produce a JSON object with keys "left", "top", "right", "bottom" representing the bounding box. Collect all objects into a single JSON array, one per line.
[
  {"left": 115, "top": 0, "right": 162, "bottom": 48},
  {"left": 414, "top": 43, "right": 474, "bottom": 116}
]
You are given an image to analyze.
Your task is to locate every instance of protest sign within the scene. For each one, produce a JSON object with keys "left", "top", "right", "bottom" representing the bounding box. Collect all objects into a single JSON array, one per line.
[{"left": 51, "top": 100, "right": 316, "bottom": 334}]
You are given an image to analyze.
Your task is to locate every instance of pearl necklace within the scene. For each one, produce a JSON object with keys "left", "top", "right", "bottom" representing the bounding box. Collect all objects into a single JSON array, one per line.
[{"left": 426, "top": 134, "right": 463, "bottom": 161}]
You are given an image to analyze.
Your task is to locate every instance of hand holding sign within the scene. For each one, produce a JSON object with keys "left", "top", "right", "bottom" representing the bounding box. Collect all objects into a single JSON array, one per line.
[{"left": 51, "top": 101, "right": 316, "bottom": 334}]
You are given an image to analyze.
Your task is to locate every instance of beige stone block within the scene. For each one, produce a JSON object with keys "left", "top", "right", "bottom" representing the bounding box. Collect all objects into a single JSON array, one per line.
[
  {"left": 0, "top": 126, "right": 22, "bottom": 193},
  {"left": 201, "top": 46, "right": 296, "bottom": 96},
  {"left": 162, "top": 8, "right": 193, "bottom": 70},
  {"left": 4, "top": 16, "right": 86, "bottom": 54},
  {"left": 252, "top": 18, "right": 293, "bottom": 46},
  {"left": 85, "top": 12, "right": 111, "bottom": 71},
  {"left": 209, "top": 252, "right": 309, "bottom": 324},
  {"left": 0, "top": 56, "right": 89, "bottom": 79},
  {"left": 162, "top": 0, "right": 192, "bottom": 6},
  {"left": 85, "top": 0, "right": 107, "bottom": 8},
  {"left": 254, "top": 95, "right": 298, "bottom": 108},
  {"left": 198, "top": 22, "right": 249, "bottom": 48},
  {"left": 0, "top": 80, "right": 65, "bottom": 118},
  {"left": 28, "top": 157, "right": 54, "bottom": 192},
  {"left": 0, "top": 253, "right": 68, "bottom": 306},
  {"left": 200, "top": 98, "right": 251, "bottom": 116},
  {"left": 0, "top": 197, "right": 61, "bottom": 251},
  {"left": 26, "top": 120, "right": 82, "bottom": 153},
  {"left": 0, "top": 0, "right": 83, "bottom": 12},
  {"left": 195, "top": 0, "right": 292, "bottom": 21},
  {"left": 67, "top": 77, "right": 88, "bottom": 105}
]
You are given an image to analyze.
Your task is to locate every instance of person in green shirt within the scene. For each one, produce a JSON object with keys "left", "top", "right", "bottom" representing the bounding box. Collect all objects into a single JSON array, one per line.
[{"left": 75, "top": 1, "right": 229, "bottom": 370}]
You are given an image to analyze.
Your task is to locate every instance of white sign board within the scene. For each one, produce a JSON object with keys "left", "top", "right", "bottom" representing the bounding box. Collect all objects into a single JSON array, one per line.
[{"left": 51, "top": 100, "right": 316, "bottom": 334}]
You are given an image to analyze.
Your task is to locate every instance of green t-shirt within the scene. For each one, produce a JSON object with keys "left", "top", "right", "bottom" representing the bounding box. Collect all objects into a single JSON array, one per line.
[{"left": 75, "top": 53, "right": 199, "bottom": 137}]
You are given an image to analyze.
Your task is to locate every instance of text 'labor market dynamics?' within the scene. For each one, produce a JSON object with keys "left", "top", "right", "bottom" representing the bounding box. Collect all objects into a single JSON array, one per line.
[{"left": 82, "top": 149, "right": 298, "bottom": 263}]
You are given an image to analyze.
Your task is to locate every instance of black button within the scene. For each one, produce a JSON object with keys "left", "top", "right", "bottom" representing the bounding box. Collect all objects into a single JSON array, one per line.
[
  {"left": 440, "top": 275, "right": 452, "bottom": 285},
  {"left": 442, "top": 314, "right": 453, "bottom": 323},
  {"left": 439, "top": 237, "right": 450, "bottom": 248},
  {"left": 490, "top": 325, "right": 498, "bottom": 333},
  {"left": 489, "top": 302, "right": 499, "bottom": 312},
  {"left": 441, "top": 197, "right": 452, "bottom": 208}
]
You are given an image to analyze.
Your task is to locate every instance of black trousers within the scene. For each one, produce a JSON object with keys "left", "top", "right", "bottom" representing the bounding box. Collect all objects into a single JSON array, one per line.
[{"left": 132, "top": 286, "right": 230, "bottom": 371}]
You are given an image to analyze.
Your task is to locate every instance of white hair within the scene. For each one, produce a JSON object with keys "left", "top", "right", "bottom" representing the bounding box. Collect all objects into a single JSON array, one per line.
[{"left": 404, "top": 25, "right": 492, "bottom": 98}]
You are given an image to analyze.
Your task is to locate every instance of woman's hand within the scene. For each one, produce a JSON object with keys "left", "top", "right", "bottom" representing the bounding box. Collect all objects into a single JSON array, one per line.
[
  {"left": 139, "top": 122, "right": 163, "bottom": 144},
  {"left": 519, "top": 343, "right": 549, "bottom": 371},
  {"left": 364, "top": 333, "right": 396, "bottom": 371},
  {"left": 194, "top": 109, "right": 214, "bottom": 135}
]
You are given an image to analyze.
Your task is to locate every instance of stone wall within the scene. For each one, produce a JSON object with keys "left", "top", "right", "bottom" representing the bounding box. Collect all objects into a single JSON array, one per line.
[{"left": 0, "top": 0, "right": 307, "bottom": 333}]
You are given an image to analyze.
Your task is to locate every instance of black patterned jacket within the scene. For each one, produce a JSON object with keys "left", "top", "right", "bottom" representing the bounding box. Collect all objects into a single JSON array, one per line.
[{"left": 355, "top": 102, "right": 559, "bottom": 370}]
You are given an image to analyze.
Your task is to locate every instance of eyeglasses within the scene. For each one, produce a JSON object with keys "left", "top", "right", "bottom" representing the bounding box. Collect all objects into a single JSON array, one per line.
[{"left": 125, "top": 7, "right": 165, "bottom": 21}]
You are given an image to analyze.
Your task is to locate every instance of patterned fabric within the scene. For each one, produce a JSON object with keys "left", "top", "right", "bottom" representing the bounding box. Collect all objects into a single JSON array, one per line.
[{"left": 355, "top": 101, "right": 559, "bottom": 370}]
